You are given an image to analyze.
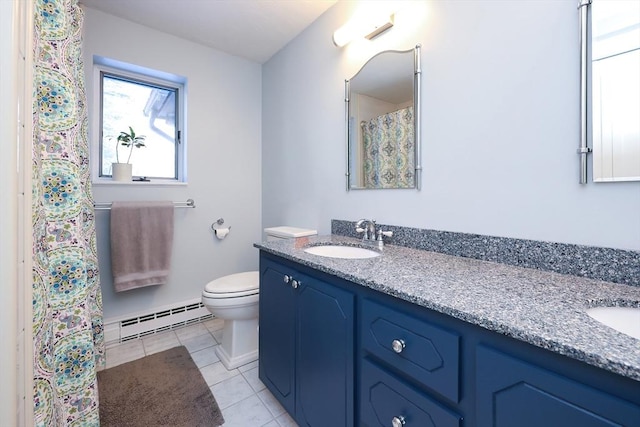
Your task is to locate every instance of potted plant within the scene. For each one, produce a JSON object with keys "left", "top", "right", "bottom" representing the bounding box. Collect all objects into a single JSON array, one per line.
[{"left": 112, "top": 126, "right": 146, "bottom": 181}]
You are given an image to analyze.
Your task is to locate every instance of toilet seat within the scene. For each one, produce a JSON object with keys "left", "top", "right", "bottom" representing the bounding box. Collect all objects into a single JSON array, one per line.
[{"left": 203, "top": 271, "right": 259, "bottom": 298}]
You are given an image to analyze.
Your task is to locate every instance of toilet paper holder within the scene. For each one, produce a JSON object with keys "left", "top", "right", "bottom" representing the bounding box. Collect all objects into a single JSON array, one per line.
[
  {"left": 211, "top": 218, "right": 230, "bottom": 231},
  {"left": 211, "top": 218, "right": 231, "bottom": 239}
]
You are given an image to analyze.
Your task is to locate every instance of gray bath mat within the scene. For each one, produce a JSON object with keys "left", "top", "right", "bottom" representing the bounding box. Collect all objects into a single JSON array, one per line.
[{"left": 97, "top": 345, "right": 224, "bottom": 426}]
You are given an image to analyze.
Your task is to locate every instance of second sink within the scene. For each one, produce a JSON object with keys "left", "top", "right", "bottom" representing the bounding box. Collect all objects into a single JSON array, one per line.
[
  {"left": 304, "top": 245, "right": 381, "bottom": 259},
  {"left": 586, "top": 306, "right": 640, "bottom": 340}
]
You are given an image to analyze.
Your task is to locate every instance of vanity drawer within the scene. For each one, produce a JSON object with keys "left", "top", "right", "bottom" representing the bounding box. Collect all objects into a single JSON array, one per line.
[
  {"left": 360, "top": 358, "right": 462, "bottom": 427},
  {"left": 361, "top": 299, "right": 460, "bottom": 402}
]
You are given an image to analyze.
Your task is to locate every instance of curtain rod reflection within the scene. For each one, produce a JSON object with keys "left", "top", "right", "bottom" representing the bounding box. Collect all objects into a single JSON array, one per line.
[{"left": 93, "top": 198, "right": 195, "bottom": 210}]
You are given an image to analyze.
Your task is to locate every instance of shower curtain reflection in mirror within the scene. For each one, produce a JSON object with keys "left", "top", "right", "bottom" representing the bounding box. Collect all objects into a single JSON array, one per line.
[{"left": 361, "top": 106, "right": 415, "bottom": 188}]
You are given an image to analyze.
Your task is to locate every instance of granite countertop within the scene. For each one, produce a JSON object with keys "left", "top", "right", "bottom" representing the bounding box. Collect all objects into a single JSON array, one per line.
[{"left": 255, "top": 235, "right": 640, "bottom": 381}]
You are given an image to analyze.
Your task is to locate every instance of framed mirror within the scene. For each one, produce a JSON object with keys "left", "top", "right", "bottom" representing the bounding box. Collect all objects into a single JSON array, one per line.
[
  {"left": 579, "top": 0, "right": 640, "bottom": 183},
  {"left": 590, "top": 0, "right": 640, "bottom": 182},
  {"left": 345, "top": 44, "right": 421, "bottom": 190}
]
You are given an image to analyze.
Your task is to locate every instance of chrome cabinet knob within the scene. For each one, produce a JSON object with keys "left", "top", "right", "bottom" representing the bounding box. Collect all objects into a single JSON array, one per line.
[
  {"left": 283, "top": 275, "right": 291, "bottom": 284},
  {"left": 392, "top": 415, "right": 406, "bottom": 427},
  {"left": 391, "top": 339, "right": 405, "bottom": 354},
  {"left": 291, "top": 279, "right": 300, "bottom": 289}
]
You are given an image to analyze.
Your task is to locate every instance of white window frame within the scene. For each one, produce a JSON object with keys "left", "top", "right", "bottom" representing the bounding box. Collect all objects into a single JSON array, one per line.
[{"left": 91, "top": 55, "right": 187, "bottom": 185}]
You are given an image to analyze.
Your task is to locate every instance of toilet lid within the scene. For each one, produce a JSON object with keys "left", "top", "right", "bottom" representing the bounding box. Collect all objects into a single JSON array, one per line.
[{"left": 204, "top": 271, "right": 259, "bottom": 295}]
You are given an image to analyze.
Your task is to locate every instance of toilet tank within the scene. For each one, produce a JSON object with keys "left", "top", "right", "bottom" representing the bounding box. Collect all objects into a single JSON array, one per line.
[{"left": 264, "top": 226, "right": 317, "bottom": 241}]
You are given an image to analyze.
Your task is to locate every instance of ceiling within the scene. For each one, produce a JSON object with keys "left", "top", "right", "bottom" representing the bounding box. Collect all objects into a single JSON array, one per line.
[{"left": 79, "top": 0, "right": 338, "bottom": 64}]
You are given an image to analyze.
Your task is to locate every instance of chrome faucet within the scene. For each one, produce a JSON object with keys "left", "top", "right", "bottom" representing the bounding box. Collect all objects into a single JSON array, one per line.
[
  {"left": 355, "top": 219, "right": 393, "bottom": 248},
  {"left": 355, "top": 219, "right": 377, "bottom": 241}
]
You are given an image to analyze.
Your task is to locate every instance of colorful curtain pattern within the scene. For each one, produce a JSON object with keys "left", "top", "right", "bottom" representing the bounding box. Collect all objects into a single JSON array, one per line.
[
  {"left": 361, "top": 106, "right": 415, "bottom": 189},
  {"left": 32, "top": 0, "right": 104, "bottom": 425}
]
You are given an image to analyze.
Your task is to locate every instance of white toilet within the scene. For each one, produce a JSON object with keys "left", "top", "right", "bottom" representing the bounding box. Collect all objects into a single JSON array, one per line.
[{"left": 202, "top": 226, "right": 317, "bottom": 369}]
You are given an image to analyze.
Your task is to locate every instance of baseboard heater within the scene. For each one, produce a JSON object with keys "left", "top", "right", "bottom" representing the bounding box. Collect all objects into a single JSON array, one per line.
[{"left": 103, "top": 298, "right": 213, "bottom": 346}]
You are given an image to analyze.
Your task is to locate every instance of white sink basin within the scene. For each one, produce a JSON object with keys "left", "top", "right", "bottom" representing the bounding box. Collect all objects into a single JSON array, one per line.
[
  {"left": 304, "top": 245, "right": 380, "bottom": 259},
  {"left": 586, "top": 306, "right": 640, "bottom": 340}
]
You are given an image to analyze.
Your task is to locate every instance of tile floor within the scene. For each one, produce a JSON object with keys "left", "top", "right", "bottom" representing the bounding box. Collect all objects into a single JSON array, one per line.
[{"left": 102, "top": 318, "right": 299, "bottom": 427}]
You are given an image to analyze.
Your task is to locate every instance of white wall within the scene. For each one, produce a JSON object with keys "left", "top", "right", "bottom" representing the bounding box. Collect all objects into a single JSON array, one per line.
[
  {"left": 83, "top": 8, "right": 262, "bottom": 320},
  {"left": 262, "top": 0, "right": 640, "bottom": 251}
]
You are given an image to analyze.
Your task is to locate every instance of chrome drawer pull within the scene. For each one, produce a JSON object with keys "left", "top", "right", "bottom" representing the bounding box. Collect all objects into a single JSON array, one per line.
[
  {"left": 283, "top": 275, "right": 291, "bottom": 284},
  {"left": 291, "top": 279, "right": 300, "bottom": 289},
  {"left": 392, "top": 415, "right": 406, "bottom": 427},
  {"left": 391, "top": 339, "right": 406, "bottom": 354}
]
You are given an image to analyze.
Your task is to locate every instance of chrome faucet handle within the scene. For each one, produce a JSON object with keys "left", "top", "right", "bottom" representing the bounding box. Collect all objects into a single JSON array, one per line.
[
  {"left": 355, "top": 226, "right": 368, "bottom": 239},
  {"left": 377, "top": 230, "right": 393, "bottom": 240}
]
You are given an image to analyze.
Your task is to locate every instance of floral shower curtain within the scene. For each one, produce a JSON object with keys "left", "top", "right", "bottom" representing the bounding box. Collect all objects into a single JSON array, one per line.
[
  {"left": 32, "top": 0, "right": 104, "bottom": 425},
  {"left": 361, "top": 106, "right": 415, "bottom": 189}
]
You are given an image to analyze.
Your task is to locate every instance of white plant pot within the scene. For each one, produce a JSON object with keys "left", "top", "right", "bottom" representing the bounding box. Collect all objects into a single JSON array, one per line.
[{"left": 112, "top": 163, "right": 132, "bottom": 182}]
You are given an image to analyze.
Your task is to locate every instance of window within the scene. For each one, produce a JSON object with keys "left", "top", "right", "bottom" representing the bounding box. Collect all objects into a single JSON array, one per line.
[{"left": 93, "top": 57, "right": 186, "bottom": 182}]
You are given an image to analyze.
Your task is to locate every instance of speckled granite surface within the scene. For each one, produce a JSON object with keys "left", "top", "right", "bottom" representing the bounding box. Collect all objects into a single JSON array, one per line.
[
  {"left": 332, "top": 219, "right": 640, "bottom": 287},
  {"left": 254, "top": 234, "right": 640, "bottom": 381}
]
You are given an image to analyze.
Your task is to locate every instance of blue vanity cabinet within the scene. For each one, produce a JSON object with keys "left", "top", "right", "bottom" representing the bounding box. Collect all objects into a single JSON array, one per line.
[
  {"left": 259, "top": 253, "right": 355, "bottom": 427},
  {"left": 476, "top": 346, "right": 640, "bottom": 427},
  {"left": 259, "top": 250, "right": 640, "bottom": 427}
]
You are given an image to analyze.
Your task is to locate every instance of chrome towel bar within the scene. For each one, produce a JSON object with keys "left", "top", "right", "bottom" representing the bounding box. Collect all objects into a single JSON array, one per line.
[{"left": 93, "top": 198, "right": 195, "bottom": 210}]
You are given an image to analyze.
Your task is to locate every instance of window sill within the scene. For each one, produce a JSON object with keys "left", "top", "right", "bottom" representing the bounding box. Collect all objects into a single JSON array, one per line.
[{"left": 92, "top": 179, "right": 188, "bottom": 187}]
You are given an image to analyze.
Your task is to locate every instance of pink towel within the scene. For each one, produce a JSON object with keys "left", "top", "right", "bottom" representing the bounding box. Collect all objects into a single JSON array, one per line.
[{"left": 110, "top": 201, "right": 174, "bottom": 292}]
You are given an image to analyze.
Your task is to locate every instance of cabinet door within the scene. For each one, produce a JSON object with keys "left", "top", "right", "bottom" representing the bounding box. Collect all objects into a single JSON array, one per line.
[
  {"left": 476, "top": 345, "right": 640, "bottom": 427},
  {"left": 259, "top": 259, "right": 296, "bottom": 414},
  {"left": 295, "top": 272, "right": 355, "bottom": 427}
]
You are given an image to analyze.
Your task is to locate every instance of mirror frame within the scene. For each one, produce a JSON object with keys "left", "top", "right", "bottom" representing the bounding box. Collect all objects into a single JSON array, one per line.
[{"left": 345, "top": 44, "right": 422, "bottom": 191}]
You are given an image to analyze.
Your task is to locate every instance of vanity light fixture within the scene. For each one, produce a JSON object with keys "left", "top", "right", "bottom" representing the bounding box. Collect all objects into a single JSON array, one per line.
[
  {"left": 364, "top": 14, "right": 394, "bottom": 40},
  {"left": 333, "top": 13, "right": 395, "bottom": 47}
]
